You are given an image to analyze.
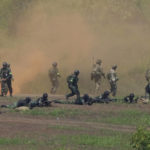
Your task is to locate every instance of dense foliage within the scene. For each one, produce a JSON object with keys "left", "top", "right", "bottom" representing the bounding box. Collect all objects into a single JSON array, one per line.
[{"left": 131, "top": 127, "right": 150, "bottom": 150}]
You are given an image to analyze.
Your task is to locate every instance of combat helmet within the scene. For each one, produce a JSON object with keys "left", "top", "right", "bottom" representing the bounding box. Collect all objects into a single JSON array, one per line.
[
  {"left": 74, "top": 70, "right": 80, "bottom": 76},
  {"left": 25, "top": 97, "right": 32, "bottom": 103},
  {"left": 96, "top": 59, "right": 102, "bottom": 65},
  {"left": 43, "top": 93, "right": 48, "bottom": 99},
  {"left": 2, "top": 62, "right": 7, "bottom": 68},
  {"left": 52, "top": 62, "right": 57, "bottom": 67},
  {"left": 129, "top": 93, "right": 135, "bottom": 98},
  {"left": 112, "top": 65, "right": 117, "bottom": 70}
]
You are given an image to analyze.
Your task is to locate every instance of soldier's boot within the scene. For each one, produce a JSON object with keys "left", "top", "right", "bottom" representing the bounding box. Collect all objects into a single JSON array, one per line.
[{"left": 10, "top": 93, "right": 13, "bottom": 97}]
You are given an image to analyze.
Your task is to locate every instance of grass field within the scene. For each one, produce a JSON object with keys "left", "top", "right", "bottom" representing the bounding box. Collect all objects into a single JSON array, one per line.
[{"left": 0, "top": 95, "right": 150, "bottom": 150}]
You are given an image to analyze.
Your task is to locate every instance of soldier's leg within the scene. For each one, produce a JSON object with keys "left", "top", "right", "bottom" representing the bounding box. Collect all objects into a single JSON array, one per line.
[
  {"left": 111, "top": 82, "right": 117, "bottom": 97},
  {"left": 7, "top": 79, "right": 13, "bottom": 96},
  {"left": 51, "top": 80, "right": 55, "bottom": 94},
  {"left": 145, "top": 84, "right": 150, "bottom": 99},
  {"left": 66, "top": 86, "right": 75, "bottom": 99},
  {"left": 53, "top": 80, "right": 59, "bottom": 94},
  {"left": 75, "top": 87, "right": 80, "bottom": 100},
  {"left": 1, "top": 81, "right": 7, "bottom": 96},
  {"left": 66, "top": 92, "right": 74, "bottom": 99},
  {"left": 95, "top": 79, "right": 101, "bottom": 94}
]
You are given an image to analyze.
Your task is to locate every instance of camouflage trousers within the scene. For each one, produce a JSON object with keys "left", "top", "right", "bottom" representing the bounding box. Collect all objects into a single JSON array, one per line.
[
  {"left": 66, "top": 84, "right": 80, "bottom": 100},
  {"left": 50, "top": 79, "right": 59, "bottom": 94},
  {"left": 94, "top": 78, "right": 102, "bottom": 94},
  {"left": 1, "top": 79, "right": 13, "bottom": 96},
  {"left": 110, "top": 81, "right": 117, "bottom": 97}
]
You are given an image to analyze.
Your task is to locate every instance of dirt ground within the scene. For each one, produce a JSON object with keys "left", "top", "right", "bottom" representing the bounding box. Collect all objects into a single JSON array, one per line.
[{"left": 0, "top": 94, "right": 149, "bottom": 150}]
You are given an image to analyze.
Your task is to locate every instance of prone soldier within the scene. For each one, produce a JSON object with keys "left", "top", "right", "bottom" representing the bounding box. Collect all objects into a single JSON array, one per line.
[
  {"left": 29, "top": 93, "right": 51, "bottom": 109},
  {"left": 1, "top": 97, "right": 31, "bottom": 109},
  {"left": 124, "top": 93, "right": 137, "bottom": 103}
]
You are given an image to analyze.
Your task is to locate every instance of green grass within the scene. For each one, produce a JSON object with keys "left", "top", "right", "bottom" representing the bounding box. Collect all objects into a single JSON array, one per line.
[
  {"left": 0, "top": 129, "right": 133, "bottom": 150},
  {"left": 48, "top": 124, "right": 86, "bottom": 131},
  {"left": 91, "top": 109, "right": 150, "bottom": 126},
  {"left": 49, "top": 133, "right": 132, "bottom": 150},
  {"left": 0, "top": 137, "right": 36, "bottom": 145},
  {"left": 15, "top": 107, "right": 89, "bottom": 118}
]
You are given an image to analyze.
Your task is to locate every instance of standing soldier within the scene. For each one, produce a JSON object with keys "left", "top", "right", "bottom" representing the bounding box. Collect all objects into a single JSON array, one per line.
[
  {"left": 107, "top": 65, "right": 119, "bottom": 97},
  {"left": 66, "top": 70, "right": 80, "bottom": 100},
  {"left": 145, "top": 69, "right": 150, "bottom": 99},
  {"left": 48, "top": 62, "right": 60, "bottom": 94},
  {"left": 0, "top": 62, "right": 13, "bottom": 96},
  {"left": 91, "top": 59, "right": 105, "bottom": 94}
]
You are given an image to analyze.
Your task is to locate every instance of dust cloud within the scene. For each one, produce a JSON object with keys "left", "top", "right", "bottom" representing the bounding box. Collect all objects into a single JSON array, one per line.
[{"left": 1, "top": 0, "right": 150, "bottom": 96}]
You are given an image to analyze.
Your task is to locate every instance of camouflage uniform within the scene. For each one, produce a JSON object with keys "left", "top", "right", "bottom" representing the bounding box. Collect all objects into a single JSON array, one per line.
[
  {"left": 145, "top": 69, "right": 150, "bottom": 99},
  {"left": 1, "top": 97, "right": 31, "bottom": 109},
  {"left": 48, "top": 62, "right": 60, "bottom": 94},
  {"left": 91, "top": 59, "right": 105, "bottom": 94},
  {"left": 54, "top": 94, "right": 93, "bottom": 105},
  {"left": 94, "top": 90, "right": 112, "bottom": 103},
  {"left": 66, "top": 70, "right": 80, "bottom": 100},
  {"left": 4, "top": 63, "right": 13, "bottom": 96},
  {"left": 107, "top": 65, "right": 119, "bottom": 97},
  {"left": 29, "top": 93, "right": 51, "bottom": 109},
  {"left": 0, "top": 62, "right": 13, "bottom": 96},
  {"left": 124, "top": 93, "right": 137, "bottom": 103}
]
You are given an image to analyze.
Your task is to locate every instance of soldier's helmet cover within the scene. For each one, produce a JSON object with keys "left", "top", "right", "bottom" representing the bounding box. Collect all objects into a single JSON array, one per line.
[
  {"left": 25, "top": 97, "right": 32, "bottom": 103},
  {"left": 129, "top": 93, "right": 135, "bottom": 98},
  {"left": 52, "top": 62, "right": 57, "bottom": 67},
  {"left": 2, "top": 62, "right": 7, "bottom": 68},
  {"left": 104, "top": 90, "right": 110, "bottom": 96},
  {"left": 112, "top": 65, "right": 117, "bottom": 70},
  {"left": 83, "top": 94, "right": 89, "bottom": 100},
  {"left": 96, "top": 59, "right": 102, "bottom": 64},
  {"left": 74, "top": 70, "right": 80, "bottom": 76},
  {"left": 43, "top": 93, "right": 48, "bottom": 99}
]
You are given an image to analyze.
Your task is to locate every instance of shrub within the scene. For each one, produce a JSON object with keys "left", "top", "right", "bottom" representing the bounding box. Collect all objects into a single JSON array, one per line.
[{"left": 131, "top": 127, "right": 150, "bottom": 150}]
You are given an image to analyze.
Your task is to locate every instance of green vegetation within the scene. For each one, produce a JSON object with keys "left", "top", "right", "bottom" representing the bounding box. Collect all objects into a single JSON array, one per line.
[
  {"left": 15, "top": 107, "right": 89, "bottom": 118},
  {"left": 50, "top": 134, "right": 131, "bottom": 149},
  {"left": 99, "top": 109, "right": 150, "bottom": 126},
  {"left": 0, "top": 129, "right": 132, "bottom": 150},
  {"left": 131, "top": 127, "right": 150, "bottom": 150},
  {"left": 0, "top": 137, "right": 36, "bottom": 145}
]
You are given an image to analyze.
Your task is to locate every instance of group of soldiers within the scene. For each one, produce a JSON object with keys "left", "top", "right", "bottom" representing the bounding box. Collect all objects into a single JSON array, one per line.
[
  {"left": 0, "top": 58, "right": 150, "bottom": 110},
  {"left": 91, "top": 59, "right": 119, "bottom": 96},
  {"left": 1, "top": 93, "right": 51, "bottom": 109},
  {"left": 48, "top": 58, "right": 150, "bottom": 104},
  {"left": 48, "top": 59, "right": 119, "bottom": 100},
  {"left": 1, "top": 58, "right": 150, "bottom": 109}
]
